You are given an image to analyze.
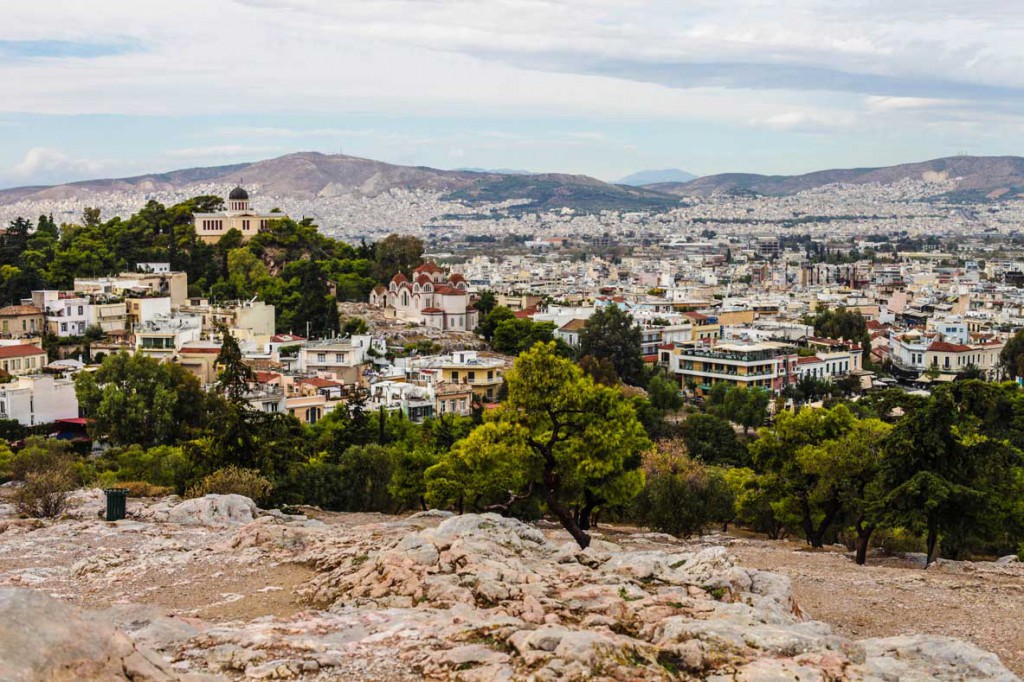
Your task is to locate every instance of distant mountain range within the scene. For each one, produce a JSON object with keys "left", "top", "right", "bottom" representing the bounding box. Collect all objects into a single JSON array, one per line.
[
  {"left": 5, "top": 153, "right": 1024, "bottom": 214},
  {"left": 646, "top": 156, "right": 1024, "bottom": 201},
  {"left": 618, "top": 169, "right": 696, "bottom": 186},
  {"left": 0, "top": 152, "right": 677, "bottom": 214}
]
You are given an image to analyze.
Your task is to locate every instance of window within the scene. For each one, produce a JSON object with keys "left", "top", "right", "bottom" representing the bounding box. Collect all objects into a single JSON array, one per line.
[
  {"left": 1, "top": 321, "right": 7, "bottom": 333},
  {"left": 77, "top": 306, "right": 84, "bottom": 316},
  {"left": 487, "top": 370, "right": 493, "bottom": 380},
  {"left": 61, "top": 323, "right": 67, "bottom": 333},
  {"left": 335, "top": 353, "right": 344, "bottom": 363},
  {"left": 467, "top": 371, "right": 476, "bottom": 382},
  {"left": 317, "top": 353, "right": 326, "bottom": 363},
  {"left": 451, "top": 370, "right": 459, "bottom": 381}
]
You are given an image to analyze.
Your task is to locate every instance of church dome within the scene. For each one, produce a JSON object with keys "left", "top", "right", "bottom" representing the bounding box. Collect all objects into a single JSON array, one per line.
[{"left": 228, "top": 186, "right": 249, "bottom": 201}]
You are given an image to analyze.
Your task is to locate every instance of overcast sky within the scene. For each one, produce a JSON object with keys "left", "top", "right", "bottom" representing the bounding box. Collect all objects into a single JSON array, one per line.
[{"left": 2, "top": 0, "right": 1024, "bottom": 186}]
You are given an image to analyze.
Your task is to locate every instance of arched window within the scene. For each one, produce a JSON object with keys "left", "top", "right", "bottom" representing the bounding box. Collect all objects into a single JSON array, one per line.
[{"left": 402, "top": 292, "right": 409, "bottom": 306}]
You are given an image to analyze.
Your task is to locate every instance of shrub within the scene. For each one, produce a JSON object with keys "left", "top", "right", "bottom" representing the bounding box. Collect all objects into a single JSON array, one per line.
[
  {"left": 100, "top": 445, "right": 191, "bottom": 491},
  {"left": 13, "top": 466, "right": 75, "bottom": 518},
  {"left": 871, "top": 527, "right": 926, "bottom": 556},
  {"left": 2, "top": 437, "right": 75, "bottom": 483},
  {"left": 186, "top": 466, "right": 272, "bottom": 504},
  {"left": 117, "top": 480, "right": 174, "bottom": 497},
  {"left": 632, "top": 447, "right": 734, "bottom": 538},
  {"left": 278, "top": 445, "right": 397, "bottom": 511}
]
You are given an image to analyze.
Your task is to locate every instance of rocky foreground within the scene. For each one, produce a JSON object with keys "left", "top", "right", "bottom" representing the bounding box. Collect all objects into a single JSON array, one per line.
[{"left": 0, "top": 490, "right": 1018, "bottom": 681}]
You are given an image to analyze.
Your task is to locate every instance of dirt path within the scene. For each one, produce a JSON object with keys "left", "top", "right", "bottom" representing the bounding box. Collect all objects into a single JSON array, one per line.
[{"left": 726, "top": 537, "right": 1024, "bottom": 676}]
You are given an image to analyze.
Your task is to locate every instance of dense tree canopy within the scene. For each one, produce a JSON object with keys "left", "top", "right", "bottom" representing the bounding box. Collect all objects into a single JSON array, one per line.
[
  {"left": 75, "top": 352, "right": 210, "bottom": 448},
  {"left": 577, "top": 305, "right": 644, "bottom": 385},
  {"left": 425, "top": 342, "right": 649, "bottom": 548}
]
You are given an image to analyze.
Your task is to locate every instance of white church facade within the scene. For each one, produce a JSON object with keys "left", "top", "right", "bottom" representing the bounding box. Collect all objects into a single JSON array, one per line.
[{"left": 369, "top": 263, "right": 478, "bottom": 331}]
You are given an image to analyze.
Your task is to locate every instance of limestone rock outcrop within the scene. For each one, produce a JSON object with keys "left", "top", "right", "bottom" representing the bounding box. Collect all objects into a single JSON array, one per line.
[{"left": 0, "top": 493, "right": 1018, "bottom": 681}]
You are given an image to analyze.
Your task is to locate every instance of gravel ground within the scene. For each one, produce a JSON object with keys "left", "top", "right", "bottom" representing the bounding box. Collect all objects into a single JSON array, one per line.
[{"left": 724, "top": 537, "right": 1024, "bottom": 676}]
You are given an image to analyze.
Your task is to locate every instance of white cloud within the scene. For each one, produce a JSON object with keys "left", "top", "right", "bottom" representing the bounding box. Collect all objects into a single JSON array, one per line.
[
  {"left": 11, "top": 147, "right": 110, "bottom": 184},
  {"left": 749, "top": 111, "right": 855, "bottom": 133},
  {"left": 4, "top": 0, "right": 1024, "bottom": 172}
]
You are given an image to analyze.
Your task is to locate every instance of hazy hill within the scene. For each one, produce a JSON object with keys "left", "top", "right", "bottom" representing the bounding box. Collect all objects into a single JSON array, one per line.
[
  {"left": 648, "top": 156, "right": 1024, "bottom": 201},
  {"left": 0, "top": 152, "right": 678, "bottom": 213},
  {"left": 618, "top": 169, "right": 696, "bottom": 186}
]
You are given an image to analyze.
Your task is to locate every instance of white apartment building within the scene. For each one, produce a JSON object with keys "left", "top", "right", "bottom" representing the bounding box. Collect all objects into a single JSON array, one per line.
[
  {"left": 296, "top": 335, "right": 384, "bottom": 384},
  {"left": 134, "top": 315, "right": 204, "bottom": 359},
  {"left": 890, "top": 329, "right": 1003, "bottom": 379},
  {"left": 126, "top": 297, "right": 173, "bottom": 328},
  {"left": 0, "top": 374, "right": 79, "bottom": 426},
  {"left": 30, "top": 291, "right": 90, "bottom": 336},
  {"left": 795, "top": 350, "right": 860, "bottom": 381}
]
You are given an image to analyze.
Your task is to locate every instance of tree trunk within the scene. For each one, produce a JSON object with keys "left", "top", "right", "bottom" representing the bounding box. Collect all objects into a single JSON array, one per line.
[
  {"left": 544, "top": 470, "right": 590, "bottom": 549},
  {"left": 801, "top": 496, "right": 841, "bottom": 549},
  {"left": 926, "top": 525, "right": 938, "bottom": 566},
  {"left": 578, "top": 490, "right": 600, "bottom": 531},
  {"left": 854, "top": 521, "right": 875, "bottom": 566}
]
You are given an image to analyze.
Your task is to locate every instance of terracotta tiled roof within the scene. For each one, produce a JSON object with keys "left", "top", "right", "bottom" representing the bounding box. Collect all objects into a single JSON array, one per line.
[
  {"left": 271, "top": 334, "right": 306, "bottom": 343},
  {"left": 421, "top": 307, "right": 443, "bottom": 314},
  {"left": 432, "top": 285, "right": 466, "bottom": 296},
  {"left": 0, "top": 305, "right": 42, "bottom": 316},
  {"left": 0, "top": 344, "right": 45, "bottom": 358},
  {"left": 928, "top": 341, "right": 972, "bottom": 353},
  {"left": 299, "top": 377, "right": 342, "bottom": 388},
  {"left": 414, "top": 262, "right": 443, "bottom": 275},
  {"left": 558, "top": 319, "right": 588, "bottom": 332}
]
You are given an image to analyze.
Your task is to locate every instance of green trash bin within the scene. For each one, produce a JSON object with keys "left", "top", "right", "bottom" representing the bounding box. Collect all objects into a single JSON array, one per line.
[{"left": 103, "top": 488, "right": 129, "bottom": 522}]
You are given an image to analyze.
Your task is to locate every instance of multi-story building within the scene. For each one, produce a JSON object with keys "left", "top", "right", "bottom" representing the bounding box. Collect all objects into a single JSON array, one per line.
[
  {"left": 126, "top": 296, "right": 172, "bottom": 328},
  {"left": 296, "top": 335, "right": 383, "bottom": 385},
  {"left": 88, "top": 301, "right": 129, "bottom": 333},
  {"left": 193, "top": 187, "right": 285, "bottom": 244},
  {"left": 134, "top": 315, "right": 203, "bottom": 359},
  {"left": 75, "top": 269, "right": 189, "bottom": 306},
  {"left": 178, "top": 299, "right": 276, "bottom": 337},
  {"left": 0, "top": 305, "right": 44, "bottom": 339},
  {"left": 0, "top": 374, "right": 79, "bottom": 426},
  {"left": 0, "top": 345, "right": 49, "bottom": 377},
  {"left": 662, "top": 341, "right": 798, "bottom": 395},
  {"left": 31, "top": 291, "right": 90, "bottom": 337},
  {"left": 890, "top": 329, "right": 1003, "bottom": 379},
  {"left": 409, "top": 350, "right": 508, "bottom": 402},
  {"left": 795, "top": 350, "right": 860, "bottom": 381}
]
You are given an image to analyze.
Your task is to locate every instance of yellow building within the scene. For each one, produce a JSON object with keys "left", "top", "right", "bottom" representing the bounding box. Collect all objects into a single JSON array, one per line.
[{"left": 193, "top": 187, "right": 285, "bottom": 244}]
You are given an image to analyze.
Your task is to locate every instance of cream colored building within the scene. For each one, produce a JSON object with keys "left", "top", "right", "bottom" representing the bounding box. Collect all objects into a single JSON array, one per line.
[{"left": 193, "top": 187, "right": 285, "bottom": 244}]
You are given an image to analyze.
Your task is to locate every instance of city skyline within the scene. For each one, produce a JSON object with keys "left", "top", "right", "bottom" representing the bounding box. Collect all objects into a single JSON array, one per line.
[{"left": 3, "top": 1, "right": 1024, "bottom": 187}]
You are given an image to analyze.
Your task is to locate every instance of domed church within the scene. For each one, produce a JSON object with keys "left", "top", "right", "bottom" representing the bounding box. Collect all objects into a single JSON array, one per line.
[{"left": 193, "top": 187, "right": 287, "bottom": 244}]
